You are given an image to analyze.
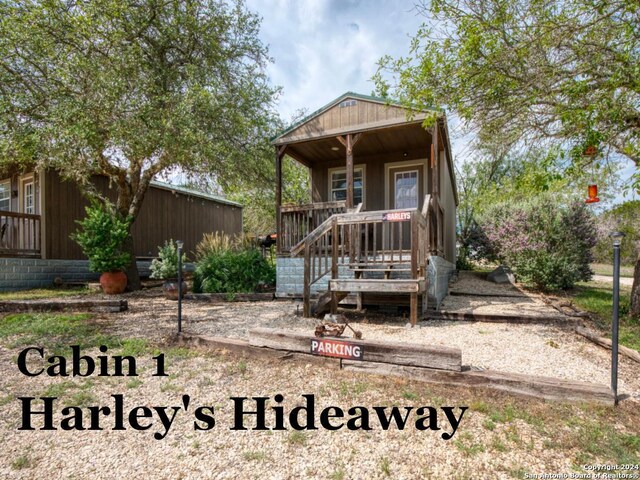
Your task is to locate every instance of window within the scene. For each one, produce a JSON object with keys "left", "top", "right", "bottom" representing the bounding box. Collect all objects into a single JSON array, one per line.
[
  {"left": 330, "top": 167, "right": 364, "bottom": 206},
  {"left": 394, "top": 170, "right": 418, "bottom": 209},
  {"left": 23, "top": 181, "right": 34, "bottom": 214},
  {"left": 0, "top": 180, "right": 9, "bottom": 211},
  {"left": 339, "top": 99, "right": 357, "bottom": 108}
]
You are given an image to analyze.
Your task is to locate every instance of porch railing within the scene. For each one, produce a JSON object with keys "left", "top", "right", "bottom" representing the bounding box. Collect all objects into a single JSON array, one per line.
[
  {"left": 278, "top": 201, "right": 347, "bottom": 254},
  {"left": 291, "top": 197, "right": 431, "bottom": 317},
  {"left": 0, "top": 211, "right": 41, "bottom": 257}
]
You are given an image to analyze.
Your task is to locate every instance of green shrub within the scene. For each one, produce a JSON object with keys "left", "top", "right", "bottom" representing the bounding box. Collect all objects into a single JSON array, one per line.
[
  {"left": 150, "top": 240, "right": 187, "bottom": 280},
  {"left": 71, "top": 203, "right": 131, "bottom": 273},
  {"left": 193, "top": 248, "right": 275, "bottom": 293},
  {"left": 476, "top": 195, "right": 596, "bottom": 290}
]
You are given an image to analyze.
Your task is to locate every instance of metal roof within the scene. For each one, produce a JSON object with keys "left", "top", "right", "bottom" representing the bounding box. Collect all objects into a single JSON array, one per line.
[{"left": 150, "top": 180, "right": 242, "bottom": 208}]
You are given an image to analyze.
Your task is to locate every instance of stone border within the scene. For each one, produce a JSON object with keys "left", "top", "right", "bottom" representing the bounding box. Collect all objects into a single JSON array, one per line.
[
  {"left": 0, "top": 299, "right": 128, "bottom": 313},
  {"left": 185, "top": 293, "right": 275, "bottom": 302},
  {"left": 426, "top": 311, "right": 575, "bottom": 326}
]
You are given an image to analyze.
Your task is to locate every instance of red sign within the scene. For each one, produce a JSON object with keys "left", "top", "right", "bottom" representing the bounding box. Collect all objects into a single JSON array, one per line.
[
  {"left": 310, "top": 338, "right": 364, "bottom": 360},
  {"left": 382, "top": 211, "right": 411, "bottom": 222}
]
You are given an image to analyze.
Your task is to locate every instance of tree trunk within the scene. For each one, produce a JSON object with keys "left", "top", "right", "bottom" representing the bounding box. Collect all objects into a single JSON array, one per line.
[
  {"left": 631, "top": 256, "right": 640, "bottom": 318},
  {"left": 123, "top": 232, "right": 141, "bottom": 291}
]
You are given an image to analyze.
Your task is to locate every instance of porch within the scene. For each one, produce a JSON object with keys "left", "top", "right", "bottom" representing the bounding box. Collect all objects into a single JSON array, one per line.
[
  {"left": 271, "top": 93, "right": 457, "bottom": 324},
  {"left": 0, "top": 211, "right": 41, "bottom": 257}
]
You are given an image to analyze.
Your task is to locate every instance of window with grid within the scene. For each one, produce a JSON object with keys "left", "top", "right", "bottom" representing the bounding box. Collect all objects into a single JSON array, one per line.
[
  {"left": 330, "top": 168, "right": 363, "bottom": 205},
  {"left": 0, "top": 180, "right": 10, "bottom": 211}
]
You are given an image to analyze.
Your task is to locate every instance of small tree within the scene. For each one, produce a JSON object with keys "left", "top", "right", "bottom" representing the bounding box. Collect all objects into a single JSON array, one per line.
[
  {"left": 150, "top": 240, "right": 187, "bottom": 280},
  {"left": 71, "top": 204, "right": 131, "bottom": 273}
]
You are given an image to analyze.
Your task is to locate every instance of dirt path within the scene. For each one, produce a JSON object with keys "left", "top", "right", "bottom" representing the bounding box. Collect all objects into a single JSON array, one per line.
[{"left": 592, "top": 274, "right": 634, "bottom": 286}]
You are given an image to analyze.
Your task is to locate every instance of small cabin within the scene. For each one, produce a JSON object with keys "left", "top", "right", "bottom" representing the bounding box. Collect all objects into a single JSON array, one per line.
[{"left": 272, "top": 92, "right": 458, "bottom": 324}]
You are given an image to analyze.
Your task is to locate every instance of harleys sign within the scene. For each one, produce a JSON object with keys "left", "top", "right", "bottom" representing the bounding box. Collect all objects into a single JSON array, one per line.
[
  {"left": 382, "top": 211, "right": 411, "bottom": 222},
  {"left": 310, "top": 338, "right": 364, "bottom": 360}
]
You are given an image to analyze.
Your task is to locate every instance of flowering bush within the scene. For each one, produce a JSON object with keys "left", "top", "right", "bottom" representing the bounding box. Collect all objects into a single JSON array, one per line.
[{"left": 475, "top": 195, "right": 596, "bottom": 290}]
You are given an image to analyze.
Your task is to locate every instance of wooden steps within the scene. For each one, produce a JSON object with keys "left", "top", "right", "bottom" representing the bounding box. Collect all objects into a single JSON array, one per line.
[
  {"left": 313, "top": 290, "right": 348, "bottom": 317},
  {"left": 330, "top": 278, "right": 426, "bottom": 294}
]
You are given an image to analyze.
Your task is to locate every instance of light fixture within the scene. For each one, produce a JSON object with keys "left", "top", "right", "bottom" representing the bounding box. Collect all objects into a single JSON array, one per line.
[
  {"left": 403, "top": 152, "right": 408, "bottom": 158},
  {"left": 176, "top": 240, "right": 184, "bottom": 250},
  {"left": 609, "top": 231, "right": 625, "bottom": 247},
  {"left": 331, "top": 146, "right": 339, "bottom": 151}
]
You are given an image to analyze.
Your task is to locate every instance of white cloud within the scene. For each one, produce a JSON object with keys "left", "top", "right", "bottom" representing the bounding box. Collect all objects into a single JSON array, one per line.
[{"left": 246, "top": 0, "right": 424, "bottom": 121}]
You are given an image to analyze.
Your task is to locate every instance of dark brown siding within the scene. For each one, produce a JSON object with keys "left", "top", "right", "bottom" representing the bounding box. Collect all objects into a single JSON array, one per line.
[
  {"left": 310, "top": 147, "right": 430, "bottom": 212},
  {"left": 44, "top": 171, "right": 242, "bottom": 260}
]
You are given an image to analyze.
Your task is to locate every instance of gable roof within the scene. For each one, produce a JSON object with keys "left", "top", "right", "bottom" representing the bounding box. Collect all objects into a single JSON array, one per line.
[{"left": 272, "top": 92, "right": 442, "bottom": 145}]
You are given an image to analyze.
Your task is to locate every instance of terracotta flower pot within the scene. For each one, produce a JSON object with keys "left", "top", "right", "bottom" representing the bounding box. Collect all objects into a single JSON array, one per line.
[
  {"left": 100, "top": 271, "right": 127, "bottom": 294},
  {"left": 163, "top": 279, "right": 187, "bottom": 300}
]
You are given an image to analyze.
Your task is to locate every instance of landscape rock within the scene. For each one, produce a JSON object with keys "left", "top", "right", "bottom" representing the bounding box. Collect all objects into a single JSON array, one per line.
[{"left": 487, "top": 265, "right": 515, "bottom": 284}]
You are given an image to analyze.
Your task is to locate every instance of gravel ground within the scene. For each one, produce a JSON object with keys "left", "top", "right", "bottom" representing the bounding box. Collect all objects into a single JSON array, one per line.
[
  {"left": 89, "top": 291, "right": 640, "bottom": 401},
  {"left": 1, "top": 343, "right": 637, "bottom": 480},
  {"left": 1, "top": 285, "right": 639, "bottom": 478}
]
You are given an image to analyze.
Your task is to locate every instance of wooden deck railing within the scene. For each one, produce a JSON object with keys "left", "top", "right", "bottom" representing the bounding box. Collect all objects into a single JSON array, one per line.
[
  {"left": 293, "top": 198, "right": 431, "bottom": 317},
  {"left": 278, "top": 201, "right": 347, "bottom": 254},
  {"left": 0, "top": 211, "right": 41, "bottom": 257}
]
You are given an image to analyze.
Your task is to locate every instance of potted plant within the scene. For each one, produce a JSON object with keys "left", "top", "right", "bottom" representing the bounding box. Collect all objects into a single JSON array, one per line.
[
  {"left": 150, "top": 240, "right": 188, "bottom": 300},
  {"left": 71, "top": 204, "right": 132, "bottom": 294}
]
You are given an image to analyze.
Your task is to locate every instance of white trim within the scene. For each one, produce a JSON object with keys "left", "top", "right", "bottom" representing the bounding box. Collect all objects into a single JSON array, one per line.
[
  {"left": 18, "top": 173, "right": 35, "bottom": 214},
  {"left": 0, "top": 178, "right": 10, "bottom": 212},
  {"left": 384, "top": 159, "right": 427, "bottom": 209},
  {"left": 327, "top": 164, "right": 366, "bottom": 207}
]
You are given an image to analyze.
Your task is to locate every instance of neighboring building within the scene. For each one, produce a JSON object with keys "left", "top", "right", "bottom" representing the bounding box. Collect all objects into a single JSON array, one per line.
[
  {"left": 272, "top": 92, "right": 458, "bottom": 324},
  {"left": 0, "top": 169, "right": 242, "bottom": 290}
]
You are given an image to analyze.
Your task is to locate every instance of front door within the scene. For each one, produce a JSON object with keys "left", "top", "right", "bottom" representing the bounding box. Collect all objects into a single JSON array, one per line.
[{"left": 387, "top": 164, "right": 424, "bottom": 251}]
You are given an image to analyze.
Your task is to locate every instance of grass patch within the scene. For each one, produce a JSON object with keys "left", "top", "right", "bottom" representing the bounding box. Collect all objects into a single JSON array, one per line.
[
  {"left": 243, "top": 450, "right": 268, "bottom": 461},
  {"left": 0, "top": 287, "right": 92, "bottom": 301},
  {"left": 287, "top": 431, "right": 307, "bottom": 446},
  {"left": 569, "top": 282, "right": 640, "bottom": 351},
  {"left": 590, "top": 263, "right": 634, "bottom": 278},
  {"left": 0, "top": 313, "right": 121, "bottom": 355},
  {"left": 379, "top": 456, "right": 391, "bottom": 477},
  {"left": 454, "top": 432, "right": 485, "bottom": 456},
  {"left": 11, "top": 455, "right": 32, "bottom": 470}
]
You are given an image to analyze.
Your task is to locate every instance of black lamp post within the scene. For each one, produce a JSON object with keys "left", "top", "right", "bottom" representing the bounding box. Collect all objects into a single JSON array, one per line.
[
  {"left": 176, "top": 240, "right": 184, "bottom": 334},
  {"left": 609, "top": 231, "right": 624, "bottom": 405}
]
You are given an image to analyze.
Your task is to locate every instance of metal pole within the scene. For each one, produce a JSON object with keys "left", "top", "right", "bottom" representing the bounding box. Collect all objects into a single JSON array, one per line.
[
  {"left": 611, "top": 240, "right": 620, "bottom": 404},
  {"left": 177, "top": 243, "right": 183, "bottom": 334}
]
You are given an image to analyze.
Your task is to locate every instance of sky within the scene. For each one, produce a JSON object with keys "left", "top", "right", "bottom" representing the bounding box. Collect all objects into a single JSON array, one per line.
[
  {"left": 245, "top": 0, "right": 425, "bottom": 123},
  {"left": 245, "top": 0, "right": 637, "bottom": 205}
]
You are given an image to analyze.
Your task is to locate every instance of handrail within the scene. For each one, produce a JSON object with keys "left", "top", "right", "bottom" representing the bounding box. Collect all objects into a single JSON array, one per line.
[
  {"left": 290, "top": 203, "right": 362, "bottom": 257},
  {"left": 290, "top": 215, "right": 335, "bottom": 257},
  {"left": 298, "top": 203, "right": 430, "bottom": 317}
]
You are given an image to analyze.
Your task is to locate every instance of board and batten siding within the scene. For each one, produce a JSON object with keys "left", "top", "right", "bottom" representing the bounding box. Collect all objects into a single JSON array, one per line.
[
  {"left": 277, "top": 100, "right": 428, "bottom": 145},
  {"left": 43, "top": 171, "right": 241, "bottom": 260}
]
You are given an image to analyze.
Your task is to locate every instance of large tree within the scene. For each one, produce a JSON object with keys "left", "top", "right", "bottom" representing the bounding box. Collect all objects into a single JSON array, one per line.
[
  {"left": 0, "top": 0, "right": 279, "bottom": 289},
  {"left": 374, "top": 0, "right": 640, "bottom": 314}
]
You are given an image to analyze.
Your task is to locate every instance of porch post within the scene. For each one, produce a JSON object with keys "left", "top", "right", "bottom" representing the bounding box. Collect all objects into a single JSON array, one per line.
[
  {"left": 275, "top": 145, "right": 284, "bottom": 254},
  {"left": 337, "top": 133, "right": 362, "bottom": 210},
  {"left": 346, "top": 134, "right": 354, "bottom": 209}
]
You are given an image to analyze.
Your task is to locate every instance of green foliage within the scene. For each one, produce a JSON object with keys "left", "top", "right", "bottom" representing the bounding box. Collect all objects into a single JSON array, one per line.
[
  {"left": 150, "top": 240, "right": 187, "bottom": 280},
  {"left": 477, "top": 195, "right": 596, "bottom": 290},
  {"left": 374, "top": 0, "right": 639, "bottom": 188},
  {"left": 593, "top": 201, "right": 640, "bottom": 266},
  {"left": 193, "top": 243, "right": 275, "bottom": 294},
  {"left": 71, "top": 204, "right": 131, "bottom": 273},
  {"left": 0, "top": 0, "right": 280, "bottom": 285}
]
